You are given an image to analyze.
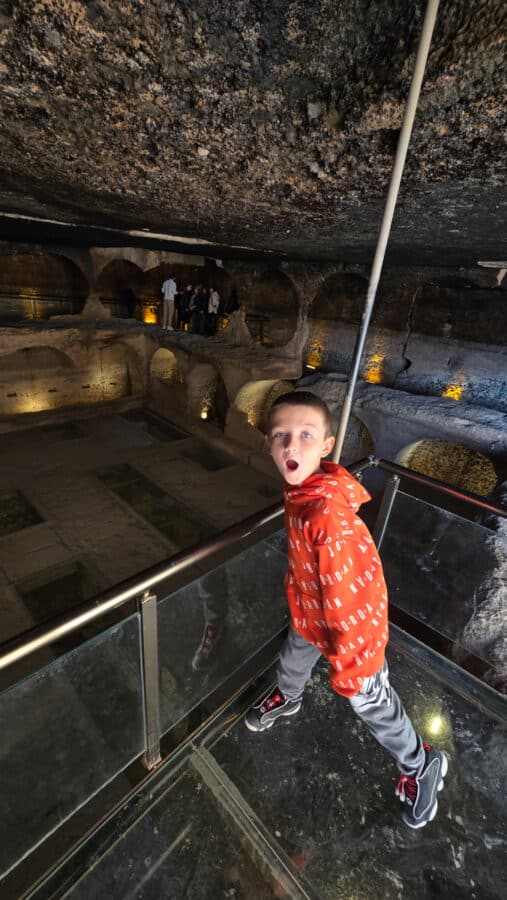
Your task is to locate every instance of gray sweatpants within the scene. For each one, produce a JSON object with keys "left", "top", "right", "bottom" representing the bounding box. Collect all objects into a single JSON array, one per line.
[{"left": 277, "top": 627, "right": 425, "bottom": 776}]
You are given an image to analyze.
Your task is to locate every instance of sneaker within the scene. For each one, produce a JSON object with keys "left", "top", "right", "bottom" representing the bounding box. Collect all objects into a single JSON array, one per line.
[
  {"left": 396, "top": 743, "right": 448, "bottom": 829},
  {"left": 245, "top": 687, "right": 302, "bottom": 733},
  {"left": 191, "top": 623, "right": 225, "bottom": 671}
]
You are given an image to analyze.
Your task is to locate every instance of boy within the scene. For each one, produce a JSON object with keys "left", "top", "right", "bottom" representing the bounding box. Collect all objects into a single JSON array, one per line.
[{"left": 245, "top": 391, "right": 448, "bottom": 829}]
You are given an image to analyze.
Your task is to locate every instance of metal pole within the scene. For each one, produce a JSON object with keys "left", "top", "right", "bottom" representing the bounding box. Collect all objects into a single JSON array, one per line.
[
  {"left": 372, "top": 475, "right": 400, "bottom": 549},
  {"left": 138, "top": 591, "right": 162, "bottom": 770},
  {"left": 332, "top": 0, "right": 440, "bottom": 462}
]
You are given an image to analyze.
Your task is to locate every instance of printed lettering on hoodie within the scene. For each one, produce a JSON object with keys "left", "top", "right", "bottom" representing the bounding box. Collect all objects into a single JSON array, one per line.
[{"left": 284, "top": 461, "right": 388, "bottom": 698}]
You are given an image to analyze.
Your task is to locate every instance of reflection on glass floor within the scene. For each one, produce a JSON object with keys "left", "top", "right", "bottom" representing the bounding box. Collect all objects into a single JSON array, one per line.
[{"left": 56, "top": 631, "right": 507, "bottom": 900}]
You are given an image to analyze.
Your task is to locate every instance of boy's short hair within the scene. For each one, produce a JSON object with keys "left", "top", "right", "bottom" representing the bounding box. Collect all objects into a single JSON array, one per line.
[{"left": 268, "top": 391, "right": 334, "bottom": 436}]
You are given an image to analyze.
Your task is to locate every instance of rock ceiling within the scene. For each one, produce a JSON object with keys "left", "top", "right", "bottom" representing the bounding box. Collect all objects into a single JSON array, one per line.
[{"left": 0, "top": 0, "right": 505, "bottom": 263}]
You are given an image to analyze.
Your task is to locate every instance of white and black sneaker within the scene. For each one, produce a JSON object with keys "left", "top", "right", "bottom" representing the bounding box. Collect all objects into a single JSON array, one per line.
[
  {"left": 245, "top": 687, "right": 302, "bottom": 732},
  {"left": 396, "top": 743, "right": 448, "bottom": 828}
]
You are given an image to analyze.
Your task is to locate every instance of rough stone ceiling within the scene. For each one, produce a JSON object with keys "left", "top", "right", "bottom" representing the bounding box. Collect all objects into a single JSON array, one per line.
[{"left": 0, "top": 0, "right": 505, "bottom": 264}]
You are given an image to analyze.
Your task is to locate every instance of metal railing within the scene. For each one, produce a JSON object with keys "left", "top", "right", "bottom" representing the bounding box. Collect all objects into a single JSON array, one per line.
[{"left": 0, "top": 456, "right": 505, "bottom": 770}]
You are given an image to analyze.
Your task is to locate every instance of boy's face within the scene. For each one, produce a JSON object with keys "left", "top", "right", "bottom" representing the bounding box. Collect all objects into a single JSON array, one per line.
[{"left": 266, "top": 403, "right": 335, "bottom": 486}]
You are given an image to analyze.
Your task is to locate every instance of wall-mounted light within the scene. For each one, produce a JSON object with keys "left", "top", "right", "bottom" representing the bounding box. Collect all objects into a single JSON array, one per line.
[
  {"left": 363, "top": 352, "right": 384, "bottom": 384},
  {"left": 441, "top": 383, "right": 464, "bottom": 401}
]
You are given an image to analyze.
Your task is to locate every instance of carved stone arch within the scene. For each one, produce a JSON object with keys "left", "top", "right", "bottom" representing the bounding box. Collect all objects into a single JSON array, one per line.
[
  {"left": 150, "top": 348, "right": 186, "bottom": 387},
  {"left": 396, "top": 439, "right": 497, "bottom": 497},
  {"left": 234, "top": 379, "right": 294, "bottom": 432},
  {"left": 303, "top": 272, "right": 368, "bottom": 373},
  {"left": 187, "top": 362, "right": 227, "bottom": 428},
  {"left": 0, "top": 251, "right": 88, "bottom": 323},
  {"left": 309, "top": 272, "right": 367, "bottom": 322},
  {"left": 95, "top": 260, "right": 144, "bottom": 296},
  {"left": 0, "top": 345, "right": 76, "bottom": 372},
  {"left": 239, "top": 268, "right": 299, "bottom": 347},
  {"left": 0, "top": 344, "right": 76, "bottom": 415}
]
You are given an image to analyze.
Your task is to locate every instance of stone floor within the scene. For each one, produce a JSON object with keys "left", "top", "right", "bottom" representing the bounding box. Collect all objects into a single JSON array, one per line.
[{"left": 0, "top": 409, "right": 281, "bottom": 645}]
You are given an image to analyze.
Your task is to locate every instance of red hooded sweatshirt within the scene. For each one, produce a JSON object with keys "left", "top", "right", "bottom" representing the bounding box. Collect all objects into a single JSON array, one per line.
[{"left": 284, "top": 461, "right": 388, "bottom": 697}]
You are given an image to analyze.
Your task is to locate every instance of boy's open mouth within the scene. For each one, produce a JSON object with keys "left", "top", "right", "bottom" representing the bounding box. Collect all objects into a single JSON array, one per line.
[{"left": 286, "top": 459, "right": 299, "bottom": 472}]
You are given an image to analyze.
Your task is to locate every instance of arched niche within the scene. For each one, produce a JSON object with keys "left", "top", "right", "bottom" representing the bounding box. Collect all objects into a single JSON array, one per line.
[
  {"left": 340, "top": 415, "right": 375, "bottom": 463},
  {"left": 140, "top": 262, "right": 232, "bottom": 316},
  {"left": 95, "top": 260, "right": 144, "bottom": 319},
  {"left": 187, "top": 363, "right": 227, "bottom": 428},
  {"left": 414, "top": 280, "right": 506, "bottom": 344},
  {"left": 305, "top": 273, "right": 367, "bottom": 373},
  {"left": 234, "top": 379, "right": 294, "bottom": 432},
  {"left": 0, "top": 346, "right": 75, "bottom": 373},
  {"left": 242, "top": 270, "right": 298, "bottom": 347},
  {"left": 100, "top": 343, "right": 145, "bottom": 398},
  {"left": 0, "top": 252, "right": 88, "bottom": 324},
  {"left": 150, "top": 348, "right": 185, "bottom": 386},
  {"left": 310, "top": 273, "right": 367, "bottom": 323},
  {"left": 0, "top": 345, "right": 76, "bottom": 415},
  {"left": 396, "top": 440, "right": 497, "bottom": 497}
]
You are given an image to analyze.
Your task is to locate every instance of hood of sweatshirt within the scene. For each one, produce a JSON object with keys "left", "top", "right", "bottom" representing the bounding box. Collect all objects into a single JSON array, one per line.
[{"left": 284, "top": 460, "right": 371, "bottom": 511}]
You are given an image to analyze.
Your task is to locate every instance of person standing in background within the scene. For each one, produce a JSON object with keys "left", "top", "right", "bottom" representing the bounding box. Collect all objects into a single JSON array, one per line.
[
  {"left": 161, "top": 274, "right": 177, "bottom": 330},
  {"left": 207, "top": 287, "right": 220, "bottom": 335}
]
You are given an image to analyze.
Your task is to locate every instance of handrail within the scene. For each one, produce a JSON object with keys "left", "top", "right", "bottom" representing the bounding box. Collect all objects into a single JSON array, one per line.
[
  {"left": 1, "top": 454, "right": 504, "bottom": 674},
  {"left": 0, "top": 501, "right": 283, "bottom": 674},
  {"left": 376, "top": 458, "right": 507, "bottom": 518}
]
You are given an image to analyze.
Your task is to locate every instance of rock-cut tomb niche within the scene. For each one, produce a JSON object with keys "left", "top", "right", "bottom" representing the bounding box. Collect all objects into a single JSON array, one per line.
[
  {"left": 0, "top": 345, "right": 75, "bottom": 415},
  {"left": 0, "top": 252, "right": 88, "bottom": 324},
  {"left": 95, "top": 260, "right": 144, "bottom": 319},
  {"left": 243, "top": 270, "right": 298, "bottom": 347},
  {"left": 150, "top": 348, "right": 184, "bottom": 386},
  {"left": 234, "top": 380, "right": 294, "bottom": 432},
  {"left": 396, "top": 440, "right": 497, "bottom": 497},
  {"left": 306, "top": 273, "right": 367, "bottom": 372},
  {"left": 187, "top": 363, "right": 227, "bottom": 427}
]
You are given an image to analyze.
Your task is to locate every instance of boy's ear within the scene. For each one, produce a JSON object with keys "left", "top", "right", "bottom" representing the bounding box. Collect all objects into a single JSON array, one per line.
[{"left": 321, "top": 434, "right": 335, "bottom": 457}]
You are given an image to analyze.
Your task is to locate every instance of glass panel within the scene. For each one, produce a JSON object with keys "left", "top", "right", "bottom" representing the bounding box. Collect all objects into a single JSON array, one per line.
[
  {"left": 64, "top": 767, "right": 279, "bottom": 899},
  {"left": 209, "top": 644, "right": 507, "bottom": 899},
  {"left": 158, "top": 532, "right": 289, "bottom": 734},
  {"left": 380, "top": 491, "right": 506, "bottom": 681},
  {"left": 0, "top": 615, "right": 145, "bottom": 879}
]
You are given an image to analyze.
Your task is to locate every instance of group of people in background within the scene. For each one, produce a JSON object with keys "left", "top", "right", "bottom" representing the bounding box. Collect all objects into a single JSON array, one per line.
[{"left": 161, "top": 276, "right": 231, "bottom": 335}]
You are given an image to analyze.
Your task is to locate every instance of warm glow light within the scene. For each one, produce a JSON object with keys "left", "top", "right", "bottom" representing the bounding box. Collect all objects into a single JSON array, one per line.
[
  {"left": 200, "top": 409, "right": 208, "bottom": 420},
  {"left": 305, "top": 342, "right": 323, "bottom": 370},
  {"left": 441, "top": 382, "right": 465, "bottom": 401},
  {"left": 142, "top": 305, "right": 158, "bottom": 324},
  {"left": 363, "top": 352, "right": 384, "bottom": 384}
]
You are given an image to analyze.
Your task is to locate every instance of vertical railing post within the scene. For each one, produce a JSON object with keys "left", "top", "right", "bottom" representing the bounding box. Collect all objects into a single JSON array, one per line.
[
  {"left": 138, "top": 590, "right": 161, "bottom": 770},
  {"left": 373, "top": 475, "right": 400, "bottom": 550}
]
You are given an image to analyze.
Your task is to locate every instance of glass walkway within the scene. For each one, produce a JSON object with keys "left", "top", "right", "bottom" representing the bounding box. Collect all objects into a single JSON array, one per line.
[{"left": 1, "top": 460, "right": 506, "bottom": 899}]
